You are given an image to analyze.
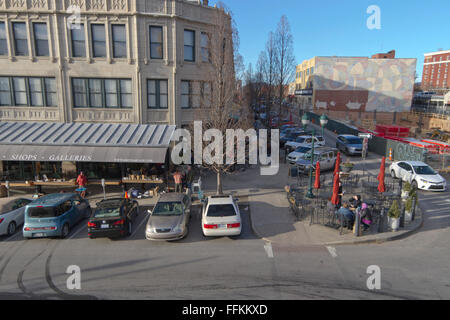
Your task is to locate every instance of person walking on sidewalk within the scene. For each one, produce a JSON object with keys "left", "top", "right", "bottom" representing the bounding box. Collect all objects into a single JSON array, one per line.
[
  {"left": 76, "top": 171, "right": 88, "bottom": 198},
  {"left": 185, "top": 166, "right": 195, "bottom": 193},
  {"left": 172, "top": 170, "right": 183, "bottom": 193}
]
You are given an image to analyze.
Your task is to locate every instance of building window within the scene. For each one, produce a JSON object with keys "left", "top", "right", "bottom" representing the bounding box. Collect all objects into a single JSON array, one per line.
[
  {"left": 91, "top": 24, "right": 106, "bottom": 58},
  {"left": 0, "top": 77, "right": 11, "bottom": 106},
  {"left": 33, "top": 23, "right": 49, "bottom": 57},
  {"left": 0, "top": 76, "right": 56, "bottom": 107},
  {"left": 12, "top": 22, "right": 28, "bottom": 56},
  {"left": 44, "top": 78, "right": 57, "bottom": 106},
  {"left": 112, "top": 24, "right": 126, "bottom": 58},
  {"left": 181, "top": 80, "right": 191, "bottom": 108},
  {"left": 72, "top": 78, "right": 132, "bottom": 109},
  {"left": 71, "top": 24, "right": 86, "bottom": 57},
  {"left": 149, "top": 26, "right": 163, "bottom": 59},
  {"left": 0, "top": 22, "right": 7, "bottom": 56},
  {"left": 184, "top": 30, "right": 195, "bottom": 62},
  {"left": 147, "top": 79, "right": 168, "bottom": 109},
  {"left": 310, "top": 67, "right": 314, "bottom": 74},
  {"left": 201, "top": 32, "right": 210, "bottom": 62},
  {"left": 200, "top": 81, "right": 211, "bottom": 108}
]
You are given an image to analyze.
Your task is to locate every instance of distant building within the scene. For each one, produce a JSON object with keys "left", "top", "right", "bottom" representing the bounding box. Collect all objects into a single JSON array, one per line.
[
  {"left": 422, "top": 50, "right": 450, "bottom": 90},
  {"left": 292, "top": 53, "right": 416, "bottom": 127}
]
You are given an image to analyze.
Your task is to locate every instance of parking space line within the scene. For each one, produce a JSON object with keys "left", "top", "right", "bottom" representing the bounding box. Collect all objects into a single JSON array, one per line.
[
  {"left": 326, "top": 246, "right": 338, "bottom": 258},
  {"left": 5, "top": 230, "right": 23, "bottom": 242},
  {"left": 132, "top": 213, "right": 150, "bottom": 238},
  {"left": 264, "top": 242, "right": 274, "bottom": 259},
  {"left": 69, "top": 222, "right": 88, "bottom": 240}
]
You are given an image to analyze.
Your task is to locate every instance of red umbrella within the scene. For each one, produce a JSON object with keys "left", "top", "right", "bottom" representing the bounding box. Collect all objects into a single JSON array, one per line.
[
  {"left": 334, "top": 152, "right": 341, "bottom": 176},
  {"left": 331, "top": 172, "right": 341, "bottom": 206},
  {"left": 314, "top": 161, "right": 321, "bottom": 189},
  {"left": 378, "top": 157, "right": 386, "bottom": 193}
]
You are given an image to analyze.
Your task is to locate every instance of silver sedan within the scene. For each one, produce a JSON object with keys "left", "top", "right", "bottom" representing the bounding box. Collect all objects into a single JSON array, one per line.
[{"left": 145, "top": 193, "right": 192, "bottom": 241}]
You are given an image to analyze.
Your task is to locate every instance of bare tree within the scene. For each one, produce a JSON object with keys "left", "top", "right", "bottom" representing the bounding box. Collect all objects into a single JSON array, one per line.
[
  {"left": 189, "top": 4, "right": 252, "bottom": 195},
  {"left": 274, "top": 15, "right": 296, "bottom": 119},
  {"left": 260, "top": 32, "right": 276, "bottom": 127}
]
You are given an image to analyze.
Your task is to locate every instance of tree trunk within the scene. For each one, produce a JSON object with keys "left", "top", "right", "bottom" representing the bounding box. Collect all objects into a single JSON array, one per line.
[{"left": 216, "top": 171, "right": 223, "bottom": 195}]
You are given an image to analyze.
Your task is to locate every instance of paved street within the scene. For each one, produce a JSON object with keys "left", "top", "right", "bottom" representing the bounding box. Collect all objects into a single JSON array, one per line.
[{"left": 0, "top": 128, "right": 449, "bottom": 300}]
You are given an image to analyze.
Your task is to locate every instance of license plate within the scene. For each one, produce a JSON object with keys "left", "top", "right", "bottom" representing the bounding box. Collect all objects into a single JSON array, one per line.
[
  {"left": 101, "top": 224, "right": 109, "bottom": 229},
  {"left": 33, "top": 233, "right": 44, "bottom": 238},
  {"left": 218, "top": 224, "right": 226, "bottom": 229}
]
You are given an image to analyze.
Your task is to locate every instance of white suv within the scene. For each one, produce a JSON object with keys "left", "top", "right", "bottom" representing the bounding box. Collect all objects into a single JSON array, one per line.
[{"left": 202, "top": 195, "right": 242, "bottom": 237}]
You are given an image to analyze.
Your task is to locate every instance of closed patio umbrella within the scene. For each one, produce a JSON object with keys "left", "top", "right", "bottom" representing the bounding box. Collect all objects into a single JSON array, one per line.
[
  {"left": 378, "top": 157, "right": 386, "bottom": 193},
  {"left": 331, "top": 172, "right": 340, "bottom": 206},
  {"left": 334, "top": 152, "right": 341, "bottom": 176}
]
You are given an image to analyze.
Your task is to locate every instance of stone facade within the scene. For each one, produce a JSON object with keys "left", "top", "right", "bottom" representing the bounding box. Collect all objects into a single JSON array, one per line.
[{"left": 0, "top": 0, "right": 223, "bottom": 126}]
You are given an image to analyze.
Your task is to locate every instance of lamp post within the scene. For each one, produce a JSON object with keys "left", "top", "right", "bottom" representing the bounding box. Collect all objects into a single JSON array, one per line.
[
  {"left": 302, "top": 114, "right": 315, "bottom": 199},
  {"left": 320, "top": 114, "right": 328, "bottom": 138}
]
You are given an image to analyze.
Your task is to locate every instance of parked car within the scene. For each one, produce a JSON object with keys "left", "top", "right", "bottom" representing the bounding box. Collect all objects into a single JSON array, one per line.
[
  {"left": 287, "top": 146, "right": 312, "bottom": 164},
  {"left": 88, "top": 198, "right": 139, "bottom": 239},
  {"left": 0, "top": 197, "right": 33, "bottom": 236},
  {"left": 389, "top": 161, "right": 447, "bottom": 191},
  {"left": 146, "top": 193, "right": 192, "bottom": 241},
  {"left": 296, "top": 147, "right": 339, "bottom": 174},
  {"left": 280, "top": 130, "right": 306, "bottom": 147},
  {"left": 202, "top": 195, "right": 241, "bottom": 237},
  {"left": 23, "top": 193, "right": 91, "bottom": 239},
  {"left": 285, "top": 135, "right": 325, "bottom": 152},
  {"left": 336, "top": 135, "right": 365, "bottom": 156}
]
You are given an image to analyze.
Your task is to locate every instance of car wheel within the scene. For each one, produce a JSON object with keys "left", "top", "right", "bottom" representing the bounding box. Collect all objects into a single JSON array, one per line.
[
  {"left": 85, "top": 206, "right": 92, "bottom": 219},
  {"left": 411, "top": 180, "right": 418, "bottom": 190},
  {"left": 7, "top": 221, "right": 16, "bottom": 236},
  {"left": 61, "top": 223, "right": 70, "bottom": 239},
  {"left": 391, "top": 170, "right": 397, "bottom": 179}
]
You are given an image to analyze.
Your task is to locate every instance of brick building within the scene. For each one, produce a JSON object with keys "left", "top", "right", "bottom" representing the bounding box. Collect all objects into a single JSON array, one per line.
[{"left": 422, "top": 50, "right": 450, "bottom": 90}]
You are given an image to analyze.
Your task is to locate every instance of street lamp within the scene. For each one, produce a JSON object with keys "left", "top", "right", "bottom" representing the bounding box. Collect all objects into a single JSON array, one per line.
[
  {"left": 320, "top": 114, "right": 328, "bottom": 138},
  {"left": 301, "top": 113, "right": 315, "bottom": 199}
]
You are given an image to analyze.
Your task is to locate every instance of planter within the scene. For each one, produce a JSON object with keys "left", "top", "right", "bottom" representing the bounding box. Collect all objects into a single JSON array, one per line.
[
  {"left": 390, "top": 217, "right": 400, "bottom": 231},
  {"left": 405, "top": 210, "right": 413, "bottom": 222}
]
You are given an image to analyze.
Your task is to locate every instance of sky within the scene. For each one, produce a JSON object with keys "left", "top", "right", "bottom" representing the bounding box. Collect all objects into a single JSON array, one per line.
[{"left": 209, "top": 0, "right": 450, "bottom": 80}]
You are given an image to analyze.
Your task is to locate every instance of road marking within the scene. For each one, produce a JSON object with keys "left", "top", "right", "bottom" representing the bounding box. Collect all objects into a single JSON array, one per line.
[
  {"left": 264, "top": 242, "right": 274, "bottom": 259},
  {"left": 326, "top": 246, "right": 338, "bottom": 258},
  {"left": 132, "top": 213, "right": 150, "bottom": 238},
  {"left": 5, "top": 230, "right": 23, "bottom": 242},
  {"left": 69, "top": 222, "right": 87, "bottom": 240}
]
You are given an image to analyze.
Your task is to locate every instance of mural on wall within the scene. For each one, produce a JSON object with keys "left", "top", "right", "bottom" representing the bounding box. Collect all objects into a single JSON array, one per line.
[{"left": 313, "top": 57, "right": 416, "bottom": 112}]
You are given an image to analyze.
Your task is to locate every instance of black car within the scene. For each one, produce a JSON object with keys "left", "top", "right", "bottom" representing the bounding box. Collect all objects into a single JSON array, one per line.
[{"left": 88, "top": 198, "right": 139, "bottom": 239}]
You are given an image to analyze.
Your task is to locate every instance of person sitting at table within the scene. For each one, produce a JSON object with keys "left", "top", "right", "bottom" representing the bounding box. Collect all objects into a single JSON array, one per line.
[
  {"left": 336, "top": 202, "right": 355, "bottom": 229},
  {"left": 349, "top": 195, "right": 362, "bottom": 211},
  {"left": 360, "top": 203, "right": 372, "bottom": 231}
]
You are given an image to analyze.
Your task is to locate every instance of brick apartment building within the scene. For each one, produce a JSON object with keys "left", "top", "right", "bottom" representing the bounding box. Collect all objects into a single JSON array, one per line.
[{"left": 422, "top": 50, "right": 450, "bottom": 90}]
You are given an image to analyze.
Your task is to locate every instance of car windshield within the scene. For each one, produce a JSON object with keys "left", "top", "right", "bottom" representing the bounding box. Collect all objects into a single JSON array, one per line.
[
  {"left": 346, "top": 137, "right": 362, "bottom": 144},
  {"left": 153, "top": 202, "right": 183, "bottom": 216},
  {"left": 28, "top": 207, "right": 57, "bottom": 218},
  {"left": 303, "top": 152, "right": 318, "bottom": 162},
  {"left": 295, "top": 147, "right": 311, "bottom": 153},
  {"left": 296, "top": 137, "right": 306, "bottom": 143},
  {"left": 94, "top": 207, "right": 121, "bottom": 218},
  {"left": 206, "top": 204, "right": 236, "bottom": 217},
  {"left": 413, "top": 166, "right": 436, "bottom": 175}
]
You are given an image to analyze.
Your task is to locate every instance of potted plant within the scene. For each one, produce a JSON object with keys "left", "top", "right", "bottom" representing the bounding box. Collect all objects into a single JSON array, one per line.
[
  {"left": 401, "top": 181, "right": 412, "bottom": 199},
  {"left": 341, "top": 161, "right": 354, "bottom": 173},
  {"left": 405, "top": 189, "right": 418, "bottom": 222},
  {"left": 388, "top": 200, "right": 401, "bottom": 232}
]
